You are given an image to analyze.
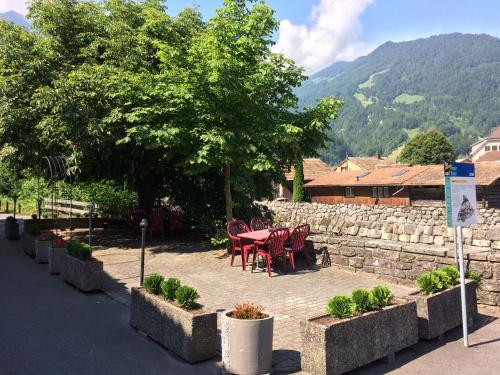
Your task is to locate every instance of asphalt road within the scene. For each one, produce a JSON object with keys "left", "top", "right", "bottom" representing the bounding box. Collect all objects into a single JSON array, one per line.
[{"left": 0, "top": 234, "right": 219, "bottom": 375}]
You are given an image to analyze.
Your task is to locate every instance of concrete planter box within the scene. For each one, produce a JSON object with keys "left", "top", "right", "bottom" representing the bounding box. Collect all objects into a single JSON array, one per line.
[
  {"left": 21, "top": 233, "right": 37, "bottom": 257},
  {"left": 221, "top": 311, "right": 274, "bottom": 375},
  {"left": 48, "top": 247, "right": 67, "bottom": 275},
  {"left": 35, "top": 239, "right": 52, "bottom": 264},
  {"left": 301, "top": 300, "right": 418, "bottom": 375},
  {"left": 411, "top": 280, "right": 477, "bottom": 339},
  {"left": 59, "top": 252, "right": 103, "bottom": 292},
  {"left": 130, "top": 287, "right": 217, "bottom": 363}
]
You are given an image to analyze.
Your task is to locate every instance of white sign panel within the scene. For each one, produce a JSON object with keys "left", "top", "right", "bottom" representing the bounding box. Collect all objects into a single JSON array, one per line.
[{"left": 444, "top": 162, "right": 477, "bottom": 227}]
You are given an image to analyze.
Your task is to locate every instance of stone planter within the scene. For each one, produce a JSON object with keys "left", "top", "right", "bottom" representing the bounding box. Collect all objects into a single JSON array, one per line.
[
  {"left": 59, "top": 252, "right": 103, "bottom": 292},
  {"left": 221, "top": 311, "right": 274, "bottom": 375},
  {"left": 35, "top": 239, "right": 52, "bottom": 264},
  {"left": 48, "top": 247, "right": 67, "bottom": 275},
  {"left": 301, "top": 300, "right": 418, "bottom": 375},
  {"left": 21, "top": 233, "right": 37, "bottom": 257},
  {"left": 5, "top": 219, "right": 19, "bottom": 240},
  {"left": 130, "top": 287, "right": 217, "bottom": 363},
  {"left": 410, "top": 280, "right": 477, "bottom": 339}
]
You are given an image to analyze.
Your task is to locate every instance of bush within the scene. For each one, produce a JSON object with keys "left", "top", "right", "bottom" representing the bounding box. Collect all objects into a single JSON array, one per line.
[
  {"left": 416, "top": 270, "right": 450, "bottom": 295},
  {"left": 440, "top": 265, "right": 460, "bottom": 285},
  {"left": 67, "top": 240, "right": 92, "bottom": 260},
  {"left": 466, "top": 270, "right": 483, "bottom": 287},
  {"left": 351, "top": 289, "right": 372, "bottom": 313},
  {"left": 231, "top": 302, "right": 266, "bottom": 319},
  {"left": 370, "top": 285, "right": 393, "bottom": 308},
  {"left": 143, "top": 273, "right": 164, "bottom": 295},
  {"left": 327, "top": 296, "right": 353, "bottom": 319},
  {"left": 175, "top": 286, "right": 199, "bottom": 310},
  {"left": 161, "top": 278, "right": 181, "bottom": 301},
  {"left": 210, "top": 228, "right": 228, "bottom": 248}
]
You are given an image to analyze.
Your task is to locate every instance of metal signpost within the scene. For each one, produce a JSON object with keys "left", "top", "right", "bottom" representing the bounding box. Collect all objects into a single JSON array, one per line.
[
  {"left": 88, "top": 202, "right": 94, "bottom": 248},
  {"left": 444, "top": 162, "right": 477, "bottom": 348},
  {"left": 139, "top": 218, "right": 148, "bottom": 286}
]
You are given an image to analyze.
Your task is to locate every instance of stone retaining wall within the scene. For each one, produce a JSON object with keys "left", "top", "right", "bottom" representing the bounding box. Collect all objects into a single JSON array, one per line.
[
  {"left": 266, "top": 201, "right": 500, "bottom": 249},
  {"left": 307, "top": 234, "right": 500, "bottom": 306}
]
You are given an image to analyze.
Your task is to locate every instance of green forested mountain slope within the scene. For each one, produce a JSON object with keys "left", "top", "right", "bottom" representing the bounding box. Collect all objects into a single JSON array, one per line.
[{"left": 296, "top": 33, "right": 500, "bottom": 164}]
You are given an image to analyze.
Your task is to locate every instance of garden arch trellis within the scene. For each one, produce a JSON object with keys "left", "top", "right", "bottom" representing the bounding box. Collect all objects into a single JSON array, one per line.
[{"left": 37, "top": 156, "right": 75, "bottom": 236}]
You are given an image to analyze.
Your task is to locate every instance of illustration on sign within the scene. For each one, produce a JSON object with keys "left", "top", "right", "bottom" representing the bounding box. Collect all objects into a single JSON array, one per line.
[{"left": 444, "top": 162, "right": 477, "bottom": 227}]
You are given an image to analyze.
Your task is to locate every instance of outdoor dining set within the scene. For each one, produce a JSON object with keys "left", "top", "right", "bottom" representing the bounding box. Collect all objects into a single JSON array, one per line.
[{"left": 226, "top": 217, "right": 311, "bottom": 277}]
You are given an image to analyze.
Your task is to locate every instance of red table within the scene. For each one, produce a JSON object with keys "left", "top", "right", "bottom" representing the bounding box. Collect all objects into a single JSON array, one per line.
[{"left": 236, "top": 229, "right": 272, "bottom": 242}]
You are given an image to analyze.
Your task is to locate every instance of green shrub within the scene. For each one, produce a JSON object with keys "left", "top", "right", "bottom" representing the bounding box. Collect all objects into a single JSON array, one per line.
[
  {"left": 175, "top": 286, "right": 199, "bottom": 310},
  {"left": 26, "top": 223, "right": 40, "bottom": 236},
  {"left": 67, "top": 240, "right": 92, "bottom": 260},
  {"left": 351, "top": 289, "right": 372, "bottom": 313},
  {"left": 416, "top": 270, "right": 450, "bottom": 295},
  {"left": 326, "top": 296, "right": 353, "bottom": 319},
  {"left": 369, "top": 285, "right": 393, "bottom": 308},
  {"left": 440, "top": 265, "right": 459, "bottom": 285},
  {"left": 143, "top": 273, "right": 164, "bottom": 295},
  {"left": 466, "top": 270, "right": 483, "bottom": 287},
  {"left": 161, "top": 278, "right": 181, "bottom": 301},
  {"left": 210, "top": 228, "right": 228, "bottom": 247}
]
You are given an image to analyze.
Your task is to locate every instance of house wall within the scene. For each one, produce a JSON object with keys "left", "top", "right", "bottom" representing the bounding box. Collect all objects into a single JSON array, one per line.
[
  {"left": 309, "top": 186, "right": 410, "bottom": 206},
  {"left": 471, "top": 140, "right": 500, "bottom": 160},
  {"left": 335, "top": 160, "right": 365, "bottom": 172}
]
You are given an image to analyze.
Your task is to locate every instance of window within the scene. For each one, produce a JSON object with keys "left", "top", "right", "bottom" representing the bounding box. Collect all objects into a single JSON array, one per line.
[
  {"left": 356, "top": 172, "right": 370, "bottom": 180},
  {"left": 493, "top": 146, "right": 498, "bottom": 151},
  {"left": 373, "top": 186, "right": 390, "bottom": 198},
  {"left": 345, "top": 187, "right": 355, "bottom": 197},
  {"left": 485, "top": 146, "right": 491, "bottom": 151},
  {"left": 393, "top": 169, "right": 408, "bottom": 177}
]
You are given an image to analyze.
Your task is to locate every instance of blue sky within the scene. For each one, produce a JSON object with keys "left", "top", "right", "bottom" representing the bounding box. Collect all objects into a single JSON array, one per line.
[{"left": 2, "top": 0, "right": 500, "bottom": 73}]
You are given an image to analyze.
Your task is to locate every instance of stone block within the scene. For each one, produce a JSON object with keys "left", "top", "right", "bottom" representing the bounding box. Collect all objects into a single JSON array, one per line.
[
  {"left": 345, "top": 240, "right": 365, "bottom": 248},
  {"left": 433, "top": 237, "right": 445, "bottom": 246},
  {"left": 491, "top": 241, "right": 500, "bottom": 250},
  {"left": 403, "top": 245, "right": 447, "bottom": 257},
  {"left": 355, "top": 248, "right": 372, "bottom": 258},
  {"left": 371, "top": 258, "right": 393, "bottom": 269},
  {"left": 482, "top": 281, "right": 500, "bottom": 292},
  {"left": 301, "top": 302, "right": 418, "bottom": 375},
  {"left": 374, "top": 267, "right": 394, "bottom": 276},
  {"left": 489, "top": 254, "right": 500, "bottom": 263},
  {"left": 468, "top": 261, "right": 492, "bottom": 279},
  {"left": 380, "top": 242, "right": 402, "bottom": 251},
  {"left": 394, "top": 270, "right": 407, "bottom": 279},
  {"left": 410, "top": 234, "right": 420, "bottom": 243},
  {"left": 487, "top": 229, "right": 500, "bottom": 241},
  {"left": 349, "top": 257, "right": 364, "bottom": 269},
  {"left": 327, "top": 245, "right": 340, "bottom": 255},
  {"left": 400, "top": 253, "right": 416, "bottom": 263},
  {"left": 340, "top": 247, "right": 357, "bottom": 257},
  {"left": 130, "top": 287, "right": 217, "bottom": 363},
  {"left": 398, "top": 234, "right": 410, "bottom": 242},
  {"left": 331, "top": 255, "right": 349, "bottom": 267},
  {"left": 472, "top": 239, "right": 491, "bottom": 247},
  {"left": 409, "top": 281, "right": 477, "bottom": 339},
  {"left": 372, "top": 249, "right": 400, "bottom": 261},
  {"left": 477, "top": 290, "right": 497, "bottom": 306},
  {"left": 395, "top": 262, "right": 413, "bottom": 270}
]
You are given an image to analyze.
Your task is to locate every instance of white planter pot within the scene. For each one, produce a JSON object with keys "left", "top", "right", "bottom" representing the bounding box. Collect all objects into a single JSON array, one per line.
[
  {"left": 35, "top": 240, "right": 51, "bottom": 263},
  {"left": 222, "top": 311, "right": 274, "bottom": 375}
]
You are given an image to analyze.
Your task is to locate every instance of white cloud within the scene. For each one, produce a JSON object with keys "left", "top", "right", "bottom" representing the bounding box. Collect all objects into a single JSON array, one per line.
[
  {"left": 272, "top": 0, "right": 375, "bottom": 74},
  {"left": 0, "top": 0, "right": 29, "bottom": 15}
]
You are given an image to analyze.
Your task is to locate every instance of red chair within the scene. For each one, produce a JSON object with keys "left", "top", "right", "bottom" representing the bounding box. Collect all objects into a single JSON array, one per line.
[
  {"left": 227, "top": 220, "right": 254, "bottom": 270},
  {"left": 285, "top": 224, "right": 311, "bottom": 271},
  {"left": 148, "top": 209, "right": 166, "bottom": 240},
  {"left": 251, "top": 227, "right": 289, "bottom": 277},
  {"left": 169, "top": 211, "right": 184, "bottom": 237},
  {"left": 250, "top": 216, "right": 272, "bottom": 231},
  {"left": 131, "top": 209, "right": 146, "bottom": 239}
]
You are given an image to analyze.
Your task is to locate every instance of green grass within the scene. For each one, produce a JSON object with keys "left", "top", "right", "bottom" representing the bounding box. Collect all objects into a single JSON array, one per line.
[
  {"left": 386, "top": 128, "right": 421, "bottom": 162},
  {"left": 393, "top": 93, "right": 425, "bottom": 104},
  {"left": 353, "top": 92, "right": 375, "bottom": 107},
  {"left": 0, "top": 195, "right": 37, "bottom": 216},
  {"left": 358, "top": 69, "right": 388, "bottom": 89}
]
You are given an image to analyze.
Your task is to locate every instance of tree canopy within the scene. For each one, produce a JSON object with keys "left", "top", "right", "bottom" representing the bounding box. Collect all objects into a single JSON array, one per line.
[
  {"left": 399, "top": 130, "right": 456, "bottom": 165},
  {"left": 0, "top": 0, "right": 342, "bottom": 223}
]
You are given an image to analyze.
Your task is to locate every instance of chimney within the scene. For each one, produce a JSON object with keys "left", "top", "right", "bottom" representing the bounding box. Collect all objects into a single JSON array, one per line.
[{"left": 375, "top": 152, "right": 381, "bottom": 160}]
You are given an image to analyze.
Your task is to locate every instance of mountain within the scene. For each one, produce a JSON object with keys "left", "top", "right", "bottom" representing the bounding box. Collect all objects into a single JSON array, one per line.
[
  {"left": 0, "top": 11, "right": 30, "bottom": 29},
  {"left": 296, "top": 33, "right": 500, "bottom": 164}
]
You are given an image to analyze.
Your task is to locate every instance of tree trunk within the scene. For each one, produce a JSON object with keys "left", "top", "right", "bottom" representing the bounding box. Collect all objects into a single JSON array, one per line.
[
  {"left": 136, "top": 174, "right": 156, "bottom": 212},
  {"left": 292, "top": 159, "right": 304, "bottom": 202},
  {"left": 223, "top": 164, "right": 233, "bottom": 222}
]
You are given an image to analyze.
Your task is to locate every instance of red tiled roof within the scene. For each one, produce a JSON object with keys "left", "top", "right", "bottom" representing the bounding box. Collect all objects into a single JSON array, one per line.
[
  {"left": 334, "top": 156, "right": 392, "bottom": 171},
  {"left": 476, "top": 151, "right": 500, "bottom": 162},
  {"left": 306, "top": 162, "right": 500, "bottom": 187},
  {"left": 285, "top": 158, "right": 331, "bottom": 181},
  {"left": 489, "top": 126, "right": 500, "bottom": 139}
]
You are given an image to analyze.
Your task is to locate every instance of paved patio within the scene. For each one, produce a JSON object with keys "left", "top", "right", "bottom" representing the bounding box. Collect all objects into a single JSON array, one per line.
[{"left": 85, "top": 229, "right": 416, "bottom": 371}]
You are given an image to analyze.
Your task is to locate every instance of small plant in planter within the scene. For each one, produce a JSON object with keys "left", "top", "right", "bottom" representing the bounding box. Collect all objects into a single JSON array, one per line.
[
  {"left": 411, "top": 265, "right": 477, "bottom": 339},
  {"left": 59, "top": 240, "right": 103, "bottom": 292},
  {"left": 130, "top": 274, "right": 216, "bottom": 363},
  {"left": 222, "top": 302, "right": 274, "bottom": 375},
  {"left": 301, "top": 286, "right": 417, "bottom": 375},
  {"left": 48, "top": 238, "right": 67, "bottom": 275}
]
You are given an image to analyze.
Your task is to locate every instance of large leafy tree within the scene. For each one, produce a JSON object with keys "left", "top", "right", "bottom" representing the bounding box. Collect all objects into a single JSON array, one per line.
[
  {"left": 0, "top": 0, "right": 342, "bottom": 222},
  {"left": 399, "top": 130, "right": 456, "bottom": 165}
]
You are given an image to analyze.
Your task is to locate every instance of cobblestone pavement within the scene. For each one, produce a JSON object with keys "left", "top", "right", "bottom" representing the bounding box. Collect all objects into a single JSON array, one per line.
[{"left": 86, "top": 230, "right": 416, "bottom": 372}]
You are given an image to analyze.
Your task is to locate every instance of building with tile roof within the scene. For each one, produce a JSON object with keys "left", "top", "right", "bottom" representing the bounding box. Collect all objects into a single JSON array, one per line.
[
  {"left": 305, "top": 162, "right": 500, "bottom": 207},
  {"left": 333, "top": 153, "right": 393, "bottom": 172},
  {"left": 470, "top": 126, "right": 500, "bottom": 161}
]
